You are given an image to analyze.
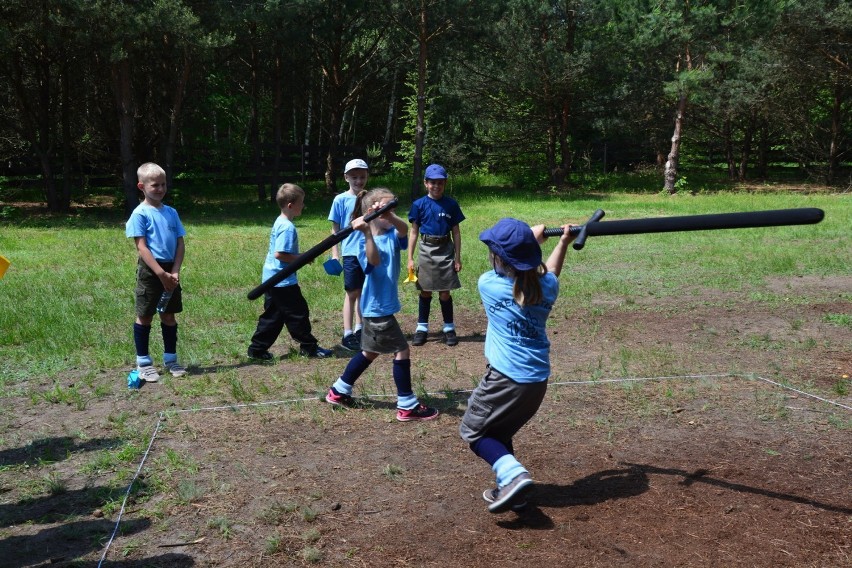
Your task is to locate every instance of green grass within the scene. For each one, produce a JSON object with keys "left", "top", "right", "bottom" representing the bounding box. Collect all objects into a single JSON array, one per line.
[{"left": 0, "top": 176, "right": 849, "bottom": 384}]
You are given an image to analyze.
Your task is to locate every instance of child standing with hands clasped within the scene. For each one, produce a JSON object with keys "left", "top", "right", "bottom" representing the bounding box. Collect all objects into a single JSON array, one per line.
[
  {"left": 328, "top": 159, "right": 369, "bottom": 351},
  {"left": 408, "top": 164, "right": 465, "bottom": 346},
  {"left": 247, "top": 184, "right": 334, "bottom": 361},
  {"left": 459, "top": 218, "right": 575, "bottom": 513},
  {"left": 125, "top": 162, "right": 188, "bottom": 382},
  {"left": 325, "top": 188, "right": 439, "bottom": 422}
]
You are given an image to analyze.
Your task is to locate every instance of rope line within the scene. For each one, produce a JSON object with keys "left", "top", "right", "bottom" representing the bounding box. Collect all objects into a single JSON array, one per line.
[
  {"left": 97, "top": 413, "right": 163, "bottom": 568},
  {"left": 96, "top": 371, "right": 850, "bottom": 563}
]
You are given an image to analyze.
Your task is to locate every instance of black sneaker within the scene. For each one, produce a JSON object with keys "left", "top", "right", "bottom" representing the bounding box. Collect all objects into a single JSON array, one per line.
[
  {"left": 443, "top": 329, "right": 458, "bottom": 346},
  {"left": 411, "top": 330, "right": 428, "bottom": 346},
  {"left": 247, "top": 349, "right": 274, "bottom": 361},
  {"left": 300, "top": 346, "right": 334, "bottom": 359},
  {"left": 486, "top": 473, "right": 534, "bottom": 513},
  {"left": 396, "top": 404, "right": 439, "bottom": 422},
  {"left": 341, "top": 333, "right": 360, "bottom": 351}
]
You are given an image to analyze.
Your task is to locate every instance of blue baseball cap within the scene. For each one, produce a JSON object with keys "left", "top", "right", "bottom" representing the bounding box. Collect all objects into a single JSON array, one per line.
[
  {"left": 424, "top": 164, "right": 447, "bottom": 180},
  {"left": 479, "top": 218, "right": 542, "bottom": 271}
]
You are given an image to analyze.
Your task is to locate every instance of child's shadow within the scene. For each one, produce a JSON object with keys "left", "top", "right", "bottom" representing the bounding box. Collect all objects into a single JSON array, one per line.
[{"left": 496, "top": 466, "right": 649, "bottom": 530}]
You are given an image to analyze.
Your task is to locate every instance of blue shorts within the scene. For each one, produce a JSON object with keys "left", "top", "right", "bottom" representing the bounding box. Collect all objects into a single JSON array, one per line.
[{"left": 343, "top": 256, "right": 365, "bottom": 292}]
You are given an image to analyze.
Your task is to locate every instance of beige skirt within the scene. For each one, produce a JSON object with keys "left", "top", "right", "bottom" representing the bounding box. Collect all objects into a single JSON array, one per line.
[{"left": 416, "top": 239, "right": 461, "bottom": 291}]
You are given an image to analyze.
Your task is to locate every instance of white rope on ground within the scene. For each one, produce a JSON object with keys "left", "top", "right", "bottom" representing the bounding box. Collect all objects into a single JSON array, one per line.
[
  {"left": 751, "top": 374, "right": 852, "bottom": 411},
  {"left": 96, "top": 370, "right": 850, "bottom": 563},
  {"left": 97, "top": 412, "right": 164, "bottom": 568}
]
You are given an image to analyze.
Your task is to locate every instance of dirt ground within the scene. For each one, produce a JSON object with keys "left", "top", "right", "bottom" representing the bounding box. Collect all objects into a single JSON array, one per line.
[{"left": 1, "top": 276, "right": 850, "bottom": 567}]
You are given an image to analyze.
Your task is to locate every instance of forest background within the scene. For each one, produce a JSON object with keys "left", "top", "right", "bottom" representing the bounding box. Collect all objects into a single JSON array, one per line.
[{"left": 0, "top": 0, "right": 849, "bottom": 215}]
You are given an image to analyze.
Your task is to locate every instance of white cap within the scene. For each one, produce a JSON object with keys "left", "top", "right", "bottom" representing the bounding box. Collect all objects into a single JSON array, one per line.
[{"left": 344, "top": 158, "right": 369, "bottom": 173}]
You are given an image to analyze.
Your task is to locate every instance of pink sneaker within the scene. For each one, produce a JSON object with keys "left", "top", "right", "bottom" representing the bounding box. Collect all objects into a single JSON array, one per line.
[{"left": 396, "top": 404, "right": 439, "bottom": 422}]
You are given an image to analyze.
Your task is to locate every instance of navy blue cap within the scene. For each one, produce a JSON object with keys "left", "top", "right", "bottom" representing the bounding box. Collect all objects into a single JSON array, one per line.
[
  {"left": 479, "top": 218, "right": 542, "bottom": 271},
  {"left": 424, "top": 164, "right": 447, "bottom": 180}
]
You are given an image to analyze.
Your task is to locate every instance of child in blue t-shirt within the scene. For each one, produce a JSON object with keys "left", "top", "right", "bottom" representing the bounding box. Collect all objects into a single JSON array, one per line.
[
  {"left": 328, "top": 159, "right": 369, "bottom": 351},
  {"left": 407, "top": 164, "right": 465, "bottom": 347},
  {"left": 125, "top": 162, "right": 188, "bottom": 383},
  {"left": 459, "top": 218, "right": 576, "bottom": 513},
  {"left": 247, "top": 184, "right": 333, "bottom": 361},
  {"left": 325, "top": 188, "right": 439, "bottom": 422}
]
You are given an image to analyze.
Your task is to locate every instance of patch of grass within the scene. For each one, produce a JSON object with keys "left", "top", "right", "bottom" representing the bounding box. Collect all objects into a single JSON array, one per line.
[
  {"left": 382, "top": 463, "right": 405, "bottom": 481},
  {"left": 823, "top": 313, "right": 852, "bottom": 328},
  {"left": 265, "top": 533, "right": 283, "bottom": 554},
  {"left": 207, "top": 516, "right": 233, "bottom": 539},
  {"left": 301, "top": 546, "right": 323, "bottom": 562},
  {"left": 176, "top": 479, "right": 205, "bottom": 504}
]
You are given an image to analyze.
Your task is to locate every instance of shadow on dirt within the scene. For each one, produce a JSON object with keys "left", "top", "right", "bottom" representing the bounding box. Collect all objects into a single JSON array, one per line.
[
  {"left": 0, "top": 518, "right": 160, "bottom": 568},
  {"left": 0, "top": 436, "right": 123, "bottom": 468},
  {"left": 0, "top": 481, "right": 147, "bottom": 526},
  {"left": 622, "top": 462, "right": 852, "bottom": 515}
]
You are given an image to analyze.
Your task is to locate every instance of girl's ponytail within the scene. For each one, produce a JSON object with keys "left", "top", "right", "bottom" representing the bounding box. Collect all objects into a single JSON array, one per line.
[
  {"left": 350, "top": 189, "right": 369, "bottom": 224},
  {"left": 491, "top": 253, "right": 546, "bottom": 307}
]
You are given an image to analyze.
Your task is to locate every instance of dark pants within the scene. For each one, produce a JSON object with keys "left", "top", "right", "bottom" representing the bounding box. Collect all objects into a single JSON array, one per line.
[{"left": 249, "top": 285, "right": 318, "bottom": 352}]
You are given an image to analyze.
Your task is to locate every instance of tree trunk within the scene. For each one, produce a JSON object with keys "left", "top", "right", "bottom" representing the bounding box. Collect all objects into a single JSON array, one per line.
[
  {"left": 756, "top": 122, "right": 769, "bottom": 178},
  {"left": 738, "top": 111, "right": 755, "bottom": 181},
  {"left": 663, "top": 92, "right": 688, "bottom": 194},
  {"left": 325, "top": 106, "right": 342, "bottom": 193},
  {"left": 723, "top": 118, "right": 736, "bottom": 180},
  {"left": 165, "top": 50, "right": 192, "bottom": 190},
  {"left": 384, "top": 67, "right": 399, "bottom": 147},
  {"left": 113, "top": 59, "right": 137, "bottom": 217},
  {"left": 827, "top": 77, "right": 841, "bottom": 185},
  {"left": 411, "top": 3, "right": 428, "bottom": 202},
  {"left": 61, "top": 53, "right": 72, "bottom": 211},
  {"left": 271, "top": 49, "right": 283, "bottom": 200}
]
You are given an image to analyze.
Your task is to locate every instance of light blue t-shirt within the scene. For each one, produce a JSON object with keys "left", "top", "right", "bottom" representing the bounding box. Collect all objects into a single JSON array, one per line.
[
  {"left": 358, "top": 229, "right": 408, "bottom": 317},
  {"left": 408, "top": 195, "right": 465, "bottom": 236},
  {"left": 262, "top": 215, "right": 298, "bottom": 288},
  {"left": 125, "top": 203, "right": 186, "bottom": 261},
  {"left": 328, "top": 191, "right": 364, "bottom": 256},
  {"left": 478, "top": 270, "right": 560, "bottom": 383}
]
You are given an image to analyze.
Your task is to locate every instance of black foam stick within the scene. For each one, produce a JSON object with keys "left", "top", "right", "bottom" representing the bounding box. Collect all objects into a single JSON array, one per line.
[
  {"left": 542, "top": 207, "right": 824, "bottom": 250},
  {"left": 247, "top": 198, "right": 399, "bottom": 300}
]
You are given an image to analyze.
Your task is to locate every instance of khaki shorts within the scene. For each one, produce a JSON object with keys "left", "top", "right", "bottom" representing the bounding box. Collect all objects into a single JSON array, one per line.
[{"left": 135, "top": 259, "right": 183, "bottom": 317}]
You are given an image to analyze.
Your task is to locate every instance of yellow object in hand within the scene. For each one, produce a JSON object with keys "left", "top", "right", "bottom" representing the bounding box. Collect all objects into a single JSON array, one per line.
[{"left": 403, "top": 267, "right": 418, "bottom": 283}]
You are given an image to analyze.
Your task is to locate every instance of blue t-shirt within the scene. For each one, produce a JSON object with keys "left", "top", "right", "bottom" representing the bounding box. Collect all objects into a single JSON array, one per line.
[
  {"left": 262, "top": 215, "right": 299, "bottom": 288},
  {"left": 478, "top": 270, "right": 560, "bottom": 383},
  {"left": 328, "top": 192, "right": 364, "bottom": 256},
  {"left": 125, "top": 203, "right": 186, "bottom": 261},
  {"left": 358, "top": 229, "right": 408, "bottom": 317},
  {"left": 408, "top": 195, "right": 465, "bottom": 236}
]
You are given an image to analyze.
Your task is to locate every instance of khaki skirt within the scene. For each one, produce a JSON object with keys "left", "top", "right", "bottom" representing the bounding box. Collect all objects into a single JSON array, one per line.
[{"left": 416, "top": 239, "right": 461, "bottom": 292}]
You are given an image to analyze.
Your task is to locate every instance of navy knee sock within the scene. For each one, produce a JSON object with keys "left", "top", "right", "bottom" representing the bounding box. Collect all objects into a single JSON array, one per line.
[
  {"left": 392, "top": 359, "right": 413, "bottom": 396},
  {"left": 339, "top": 352, "right": 372, "bottom": 386},
  {"left": 470, "top": 437, "right": 511, "bottom": 466},
  {"left": 133, "top": 323, "right": 151, "bottom": 358},
  {"left": 439, "top": 297, "right": 454, "bottom": 325},
  {"left": 161, "top": 322, "right": 177, "bottom": 354},
  {"left": 417, "top": 295, "right": 432, "bottom": 325}
]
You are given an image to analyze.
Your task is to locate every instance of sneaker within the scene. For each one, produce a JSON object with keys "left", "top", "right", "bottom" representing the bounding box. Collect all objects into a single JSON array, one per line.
[
  {"left": 411, "top": 330, "right": 428, "bottom": 346},
  {"left": 486, "top": 473, "right": 534, "bottom": 513},
  {"left": 247, "top": 349, "right": 274, "bottom": 361},
  {"left": 341, "top": 333, "right": 360, "bottom": 351},
  {"left": 165, "top": 362, "right": 187, "bottom": 378},
  {"left": 354, "top": 328, "right": 362, "bottom": 343},
  {"left": 483, "top": 487, "right": 528, "bottom": 512},
  {"left": 138, "top": 365, "right": 160, "bottom": 383},
  {"left": 301, "top": 346, "right": 334, "bottom": 359},
  {"left": 396, "top": 404, "right": 439, "bottom": 422},
  {"left": 443, "top": 329, "right": 459, "bottom": 347},
  {"left": 325, "top": 387, "right": 356, "bottom": 407}
]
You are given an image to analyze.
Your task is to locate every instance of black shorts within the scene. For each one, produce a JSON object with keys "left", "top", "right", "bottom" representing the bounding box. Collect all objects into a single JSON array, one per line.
[{"left": 343, "top": 255, "right": 365, "bottom": 292}]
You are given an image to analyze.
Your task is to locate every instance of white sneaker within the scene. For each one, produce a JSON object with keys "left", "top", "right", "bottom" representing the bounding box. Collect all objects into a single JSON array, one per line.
[
  {"left": 138, "top": 365, "right": 160, "bottom": 383},
  {"left": 165, "top": 362, "right": 187, "bottom": 377}
]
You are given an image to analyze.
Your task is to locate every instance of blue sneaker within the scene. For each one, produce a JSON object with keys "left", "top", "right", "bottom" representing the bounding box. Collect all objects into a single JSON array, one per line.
[{"left": 301, "top": 346, "right": 334, "bottom": 359}]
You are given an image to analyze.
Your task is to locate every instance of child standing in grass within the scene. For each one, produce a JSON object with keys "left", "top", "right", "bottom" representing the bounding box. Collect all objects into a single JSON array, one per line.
[
  {"left": 407, "top": 164, "right": 465, "bottom": 347},
  {"left": 125, "top": 162, "right": 188, "bottom": 382},
  {"left": 328, "top": 158, "right": 369, "bottom": 351},
  {"left": 325, "top": 188, "right": 439, "bottom": 422},
  {"left": 460, "top": 218, "right": 575, "bottom": 513},
  {"left": 247, "top": 183, "right": 334, "bottom": 361}
]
